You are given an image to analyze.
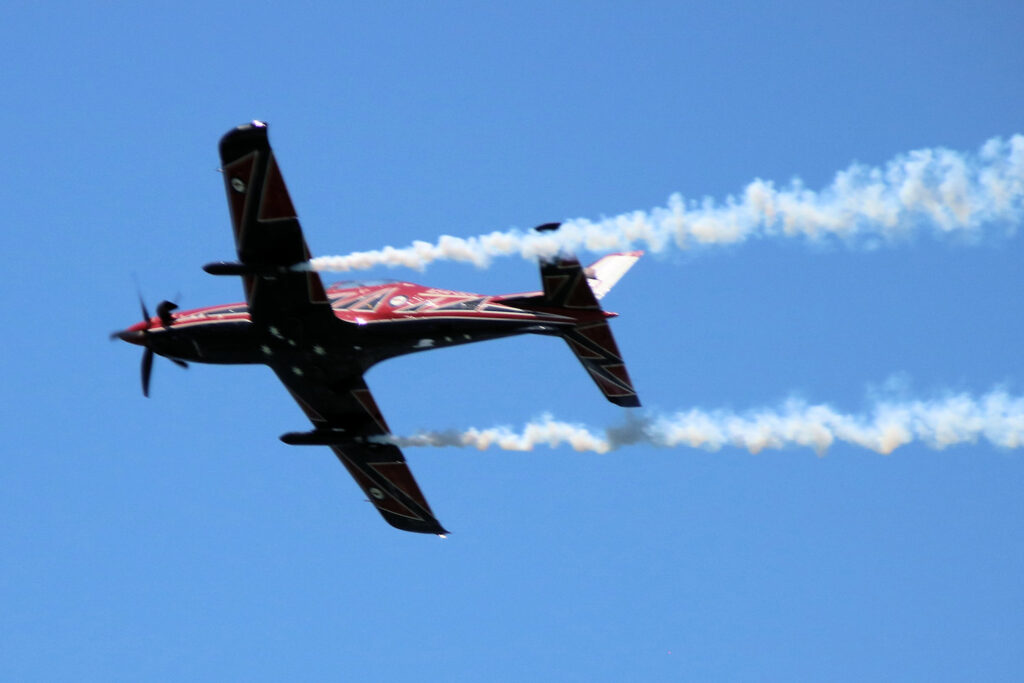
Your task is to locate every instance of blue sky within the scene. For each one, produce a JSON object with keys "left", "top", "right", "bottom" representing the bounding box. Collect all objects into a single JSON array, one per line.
[{"left": 3, "top": 1, "right": 1023, "bottom": 680}]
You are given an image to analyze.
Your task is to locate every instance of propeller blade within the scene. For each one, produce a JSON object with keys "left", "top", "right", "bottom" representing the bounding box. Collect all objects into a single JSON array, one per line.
[
  {"left": 141, "top": 347, "right": 154, "bottom": 397},
  {"left": 138, "top": 295, "right": 152, "bottom": 331},
  {"left": 156, "top": 300, "right": 178, "bottom": 329}
]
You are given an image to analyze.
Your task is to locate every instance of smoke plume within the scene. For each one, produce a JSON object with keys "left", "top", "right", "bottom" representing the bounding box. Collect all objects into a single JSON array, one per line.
[
  {"left": 309, "top": 135, "right": 1024, "bottom": 272},
  {"left": 382, "top": 389, "right": 1024, "bottom": 455}
]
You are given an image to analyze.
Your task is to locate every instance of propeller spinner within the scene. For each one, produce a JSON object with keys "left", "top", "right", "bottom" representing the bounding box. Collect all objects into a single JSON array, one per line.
[{"left": 113, "top": 296, "right": 187, "bottom": 397}]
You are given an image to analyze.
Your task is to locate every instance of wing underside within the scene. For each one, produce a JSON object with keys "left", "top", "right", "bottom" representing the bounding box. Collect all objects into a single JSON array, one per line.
[
  {"left": 272, "top": 364, "right": 447, "bottom": 535},
  {"left": 218, "top": 121, "right": 331, "bottom": 324},
  {"left": 218, "top": 122, "right": 444, "bottom": 534}
]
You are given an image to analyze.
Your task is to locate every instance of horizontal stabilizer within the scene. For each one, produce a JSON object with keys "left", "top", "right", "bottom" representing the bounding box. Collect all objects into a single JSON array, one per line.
[
  {"left": 537, "top": 254, "right": 602, "bottom": 310},
  {"left": 562, "top": 321, "right": 641, "bottom": 407},
  {"left": 526, "top": 225, "right": 642, "bottom": 407}
]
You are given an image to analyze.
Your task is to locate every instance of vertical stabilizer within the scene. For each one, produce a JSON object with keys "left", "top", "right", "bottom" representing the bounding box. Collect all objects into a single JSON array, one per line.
[{"left": 584, "top": 251, "right": 643, "bottom": 300}]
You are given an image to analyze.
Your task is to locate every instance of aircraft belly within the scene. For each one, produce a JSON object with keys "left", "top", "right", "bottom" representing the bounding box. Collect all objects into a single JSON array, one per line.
[
  {"left": 350, "top": 316, "right": 564, "bottom": 365},
  {"left": 173, "top": 320, "right": 263, "bottom": 364}
]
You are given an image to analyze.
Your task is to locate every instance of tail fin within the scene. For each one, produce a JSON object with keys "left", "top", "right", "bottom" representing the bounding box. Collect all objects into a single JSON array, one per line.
[
  {"left": 531, "top": 226, "right": 641, "bottom": 407},
  {"left": 584, "top": 252, "right": 643, "bottom": 300}
]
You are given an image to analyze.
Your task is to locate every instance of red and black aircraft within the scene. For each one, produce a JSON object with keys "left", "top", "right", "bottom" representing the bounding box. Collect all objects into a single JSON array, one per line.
[{"left": 114, "top": 121, "right": 641, "bottom": 535}]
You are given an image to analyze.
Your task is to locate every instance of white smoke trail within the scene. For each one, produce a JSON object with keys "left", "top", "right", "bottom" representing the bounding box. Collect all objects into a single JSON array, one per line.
[
  {"left": 308, "top": 135, "right": 1024, "bottom": 272},
  {"left": 382, "top": 389, "right": 1024, "bottom": 455}
]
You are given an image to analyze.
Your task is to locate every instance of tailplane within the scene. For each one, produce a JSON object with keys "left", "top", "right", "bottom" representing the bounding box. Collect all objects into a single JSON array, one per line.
[
  {"left": 561, "top": 316, "right": 641, "bottom": 407},
  {"left": 527, "top": 224, "right": 642, "bottom": 407}
]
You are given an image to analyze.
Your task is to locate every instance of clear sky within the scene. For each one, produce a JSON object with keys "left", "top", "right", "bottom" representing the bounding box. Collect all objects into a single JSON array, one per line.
[{"left": 3, "top": 2, "right": 1023, "bottom": 680}]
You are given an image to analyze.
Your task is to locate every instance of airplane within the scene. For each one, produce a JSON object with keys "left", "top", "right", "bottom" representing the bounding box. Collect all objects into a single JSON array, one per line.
[{"left": 114, "top": 121, "right": 641, "bottom": 535}]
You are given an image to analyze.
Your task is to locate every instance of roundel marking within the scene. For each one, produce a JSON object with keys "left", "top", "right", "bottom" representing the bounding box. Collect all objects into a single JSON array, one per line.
[
  {"left": 230, "top": 177, "right": 247, "bottom": 193},
  {"left": 389, "top": 295, "right": 408, "bottom": 307},
  {"left": 368, "top": 487, "right": 385, "bottom": 500}
]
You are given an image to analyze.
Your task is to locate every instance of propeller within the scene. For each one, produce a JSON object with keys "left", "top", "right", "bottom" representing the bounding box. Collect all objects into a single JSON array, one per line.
[{"left": 114, "top": 295, "right": 188, "bottom": 397}]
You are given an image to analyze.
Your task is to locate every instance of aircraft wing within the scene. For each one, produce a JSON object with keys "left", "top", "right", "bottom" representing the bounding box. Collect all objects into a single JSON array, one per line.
[
  {"left": 271, "top": 363, "right": 448, "bottom": 535},
  {"left": 218, "top": 121, "right": 332, "bottom": 324}
]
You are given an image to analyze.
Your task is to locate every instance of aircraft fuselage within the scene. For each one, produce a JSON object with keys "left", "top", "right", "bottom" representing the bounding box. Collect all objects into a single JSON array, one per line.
[{"left": 119, "top": 279, "right": 595, "bottom": 373}]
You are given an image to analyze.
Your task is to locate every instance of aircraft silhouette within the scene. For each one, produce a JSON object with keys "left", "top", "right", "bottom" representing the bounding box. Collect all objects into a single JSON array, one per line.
[{"left": 114, "top": 121, "right": 641, "bottom": 534}]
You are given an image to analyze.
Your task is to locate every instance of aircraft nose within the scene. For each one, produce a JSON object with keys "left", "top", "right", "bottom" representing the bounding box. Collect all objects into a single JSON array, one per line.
[{"left": 111, "top": 323, "right": 147, "bottom": 345}]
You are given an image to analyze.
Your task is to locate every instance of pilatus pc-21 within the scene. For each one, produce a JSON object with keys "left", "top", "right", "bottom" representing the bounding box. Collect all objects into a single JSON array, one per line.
[{"left": 114, "top": 121, "right": 641, "bottom": 535}]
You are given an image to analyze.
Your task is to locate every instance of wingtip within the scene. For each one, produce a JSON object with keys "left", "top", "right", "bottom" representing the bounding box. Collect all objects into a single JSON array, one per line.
[
  {"left": 612, "top": 394, "right": 642, "bottom": 408},
  {"left": 381, "top": 512, "right": 450, "bottom": 536},
  {"left": 233, "top": 119, "right": 269, "bottom": 132},
  {"left": 219, "top": 121, "right": 271, "bottom": 158}
]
